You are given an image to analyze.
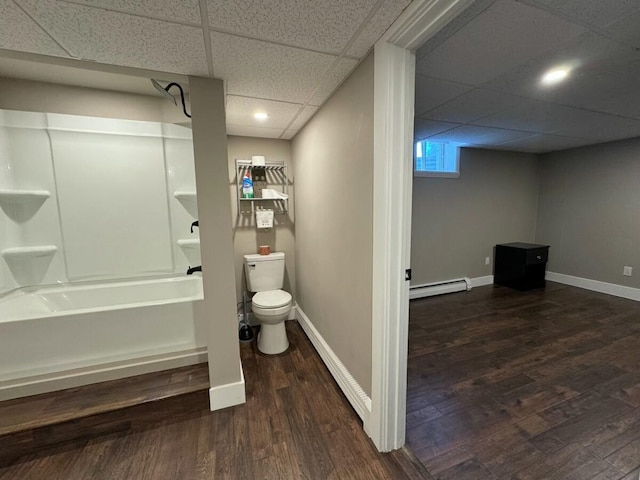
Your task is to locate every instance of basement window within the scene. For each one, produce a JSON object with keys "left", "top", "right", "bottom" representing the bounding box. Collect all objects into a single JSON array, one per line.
[{"left": 414, "top": 140, "right": 460, "bottom": 178}]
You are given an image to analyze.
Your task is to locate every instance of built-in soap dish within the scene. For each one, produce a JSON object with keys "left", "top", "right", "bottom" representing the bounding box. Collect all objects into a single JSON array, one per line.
[
  {"left": 177, "top": 239, "right": 200, "bottom": 265},
  {"left": 0, "top": 189, "right": 51, "bottom": 203},
  {"left": 2, "top": 246, "right": 57, "bottom": 285},
  {"left": 173, "top": 191, "right": 198, "bottom": 217},
  {"left": 1, "top": 246, "right": 58, "bottom": 259},
  {"left": 177, "top": 239, "right": 200, "bottom": 248},
  {"left": 0, "top": 190, "right": 51, "bottom": 221}
]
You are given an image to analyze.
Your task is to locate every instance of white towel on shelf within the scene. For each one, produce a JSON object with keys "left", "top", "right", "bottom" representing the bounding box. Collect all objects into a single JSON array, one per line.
[
  {"left": 256, "top": 209, "right": 274, "bottom": 229},
  {"left": 260, "top": 189, "right": 289, "bottom": 200}
]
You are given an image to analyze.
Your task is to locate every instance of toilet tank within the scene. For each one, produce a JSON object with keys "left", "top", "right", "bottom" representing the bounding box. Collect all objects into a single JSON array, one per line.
[{"left": 244, "top": 252, "right": 285, "bottom": 292}]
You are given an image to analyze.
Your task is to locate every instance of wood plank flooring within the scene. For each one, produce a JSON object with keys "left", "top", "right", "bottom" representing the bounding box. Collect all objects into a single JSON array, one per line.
[
  {"left": 0, "top": 363, "right": 210, "bottom": 436},
  {"left": 0, "top": 321, "right": 432, "bottom": 480},
  {"left": 406, "top": 282, "right": 640, "bottom": 480}
]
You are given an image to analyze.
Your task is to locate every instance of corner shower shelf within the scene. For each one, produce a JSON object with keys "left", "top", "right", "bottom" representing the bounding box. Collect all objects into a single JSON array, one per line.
[
  {"left": 1, "top": 245, "right": 58, "bottom": 259},
  {"left": 173, "top": 191, "right": 197, "bottom": 201},
  {"left": 0, "top": 189, "right": 50, "bottom": 204},
  {"left": 177, "top": 239, "right": 200, "bottom": 248},
  {"left": 173, "top": 191, "right": 198, "bottom": 218}
]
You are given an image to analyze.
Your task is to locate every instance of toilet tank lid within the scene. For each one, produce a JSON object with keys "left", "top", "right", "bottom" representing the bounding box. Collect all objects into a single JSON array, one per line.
[{"left": 244, "top": 252, "right": 285, "bottom": 262}]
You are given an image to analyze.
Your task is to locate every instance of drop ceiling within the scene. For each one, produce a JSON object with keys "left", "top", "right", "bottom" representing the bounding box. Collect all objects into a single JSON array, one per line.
[
  {"left": 0, "top": 0, "right": 410, "bottom": 139},
  {"left": 415, "top": 0, "right": 640, "bottom": 153}
]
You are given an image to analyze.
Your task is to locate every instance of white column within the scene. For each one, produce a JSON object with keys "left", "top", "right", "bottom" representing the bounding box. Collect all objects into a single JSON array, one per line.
[{"left": 366, "top": 41, "right": 415, "bottom": 452}]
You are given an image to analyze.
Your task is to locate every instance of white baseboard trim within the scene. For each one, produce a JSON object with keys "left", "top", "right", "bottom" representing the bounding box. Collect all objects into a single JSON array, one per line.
[
  {"left": 295, "top": 305, "right": 371, "bottom": 422},
  {"left": 410, "top": 275, "right": 494, "bottom": 300},
  {"left": 410, "top": 277, "right": 469, "bottom": 299},
  {"left": 0, "top": 347, "right": 207, "bottom": 402},
  {"left": 209, "top": 362, "right": 246, "bottom": 411},
  {"left": 469, "top": 275, "right": 494, "bottom": 288},
  {"left": 546, "top": 271, "right": 640, "bottom": 301}
]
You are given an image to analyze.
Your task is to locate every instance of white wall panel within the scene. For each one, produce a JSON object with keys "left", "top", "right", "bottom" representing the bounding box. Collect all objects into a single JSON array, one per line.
[
  {"left": 0, "top": 109, "right": 199, "bottom": 289},
  {"left": 50, "top": 129, "right": 173, "bottom": 280},
  {"left": 0, "top": 111, "right": 65, "bottom": 290},
  {"left": 0, "top": 125, "right": 12, "bottom": 294},
  {"left": 162, "top": 123, "right": 199, "bottom": 273}
]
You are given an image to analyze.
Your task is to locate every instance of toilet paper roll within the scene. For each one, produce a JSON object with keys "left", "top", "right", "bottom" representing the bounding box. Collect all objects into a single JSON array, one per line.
[{"left": 251, "top": 155, "right": 266, "bottom": 166}]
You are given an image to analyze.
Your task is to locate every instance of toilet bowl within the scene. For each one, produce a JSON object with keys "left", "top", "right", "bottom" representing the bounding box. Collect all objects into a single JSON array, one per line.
[
  {"left": 252, "top": 289, "right": 292, "bottom": 354},
  {"left": 244, "top": 252, "right": 292, "bottom": 355}
]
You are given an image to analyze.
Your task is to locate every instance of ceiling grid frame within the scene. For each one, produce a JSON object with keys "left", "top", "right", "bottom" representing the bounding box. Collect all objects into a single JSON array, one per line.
[
  {"left": 0, "top": 0, "right": 413, "bottom": 138},
  {"left": 197, "top": 0, "right": 214, "bottom": 77},
  {"left": 11, "top": 0, "right": 76, "bottom": 57},
  {"left": 414, "top": 0, "right": 640, "bottom": 153},
  {"left": 277, "top": 0, "right": 388, "bottom": 139}
]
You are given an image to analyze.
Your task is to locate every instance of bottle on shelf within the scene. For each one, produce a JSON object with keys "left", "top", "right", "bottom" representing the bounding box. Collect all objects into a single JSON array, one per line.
[{"left": 242, "top": 170, "right": 254, "bottom": 198}]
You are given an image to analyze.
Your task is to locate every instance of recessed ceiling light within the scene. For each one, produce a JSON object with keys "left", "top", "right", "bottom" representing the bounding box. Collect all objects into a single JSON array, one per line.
[
  {"left": 541, "top": 67, "right": 570, "bottom": 86},
  {"left": 254, "top": 112, "right": 268, "bottom": 121}
]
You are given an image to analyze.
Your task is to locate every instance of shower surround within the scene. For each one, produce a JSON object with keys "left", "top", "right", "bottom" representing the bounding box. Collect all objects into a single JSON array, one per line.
[{"left": 0, "top": 109, "right": 204, "bottom": 400}]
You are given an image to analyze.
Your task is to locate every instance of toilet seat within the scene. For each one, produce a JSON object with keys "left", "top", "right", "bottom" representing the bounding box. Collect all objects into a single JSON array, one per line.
[{"left": 252, "top": 290, "right": 292, "bottom": 309}]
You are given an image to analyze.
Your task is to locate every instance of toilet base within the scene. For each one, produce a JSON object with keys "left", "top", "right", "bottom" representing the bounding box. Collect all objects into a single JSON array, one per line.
[{"left": 257, "top": 321, "right": 289, "bottom": 355}]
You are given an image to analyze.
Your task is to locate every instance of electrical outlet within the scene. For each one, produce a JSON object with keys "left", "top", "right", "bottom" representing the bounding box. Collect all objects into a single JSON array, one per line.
[
  {"left": 624, "top": 266, "right": 633, "bottom": 276},
  {"left": 485, "top": 256, "right": 491, "bottom": 266}
]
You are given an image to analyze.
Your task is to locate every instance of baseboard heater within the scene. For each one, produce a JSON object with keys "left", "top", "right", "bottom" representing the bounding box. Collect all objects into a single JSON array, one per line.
[{"left": 409, "top": 277, "right": 471, "bottom": 300}]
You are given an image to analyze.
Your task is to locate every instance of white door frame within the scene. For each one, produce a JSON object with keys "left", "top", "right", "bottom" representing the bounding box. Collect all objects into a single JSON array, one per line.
[{"left": 366, "top": 0, "right": 475, "bottom": 452}]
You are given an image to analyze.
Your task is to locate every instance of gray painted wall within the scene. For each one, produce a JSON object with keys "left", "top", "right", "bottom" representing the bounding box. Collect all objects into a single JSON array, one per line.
[
  {"left": 536, "top": 137, "right": 640, "bottom": 288},
  {"left": 189, "top": 76, "right": 242, "bottom": 389},
  {"left": 226, "top": 136, "right": 296, "bottom": 303},
  {"left": 292, "top": 53, "right": 374, "bottom": 395},
  {"left": 411, "top": 148, "right": 540, "bottom": 286},
  {"left": 0, "top": 77, "right": 186, "bottom": 124}
]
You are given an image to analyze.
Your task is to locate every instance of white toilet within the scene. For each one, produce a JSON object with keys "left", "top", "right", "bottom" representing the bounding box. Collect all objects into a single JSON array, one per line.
[{"left": 244, "top": 252, "right": 292, "bottom": 354}]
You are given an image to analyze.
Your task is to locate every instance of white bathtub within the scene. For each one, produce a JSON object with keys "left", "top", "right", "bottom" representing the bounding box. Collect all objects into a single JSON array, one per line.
[
  {"left": 0, "top": 276, "right": 206, "bottom": 400},
  {"left": 0, "top": 275, "right": 203, "bottom": 323}
]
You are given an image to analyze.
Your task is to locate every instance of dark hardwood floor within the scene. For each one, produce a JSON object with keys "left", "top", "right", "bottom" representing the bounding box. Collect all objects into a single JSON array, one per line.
[
  {"left": 0, "top": 321, "right": 431, "bottom": 480},
  {"left": 0, "top": 363, "right": 210, "bottom": 436},
  {"left": 406, "top": 281, "right": 640, "bottom": 480}
]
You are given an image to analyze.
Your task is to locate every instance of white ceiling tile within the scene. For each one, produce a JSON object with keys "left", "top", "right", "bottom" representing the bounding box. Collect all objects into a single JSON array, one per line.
[
  {"left": 521, "top": 0, "right": 640, "bottom": 29},
  {"left": 282, "top": 129, "right": 298, "bottom": 140},
  {"left": 211, "top": 32, "right": 340, "bottom": 103},
  {"left": 289, "top": 106, "right": 319, "bottom": 131},
  {"left": 226, "top": 96, "right": 302, "bottom": 129},
  {"left": 207, "top": 0, "right": 376, "bottom": 54},
  {"left": 426, "top": 125, "right": 536, "bottom": 145},
  {"left": 415, "top": 0, "right": 585, "bottom": 85},
  {"left": 411, "top": 0, "right": 640, "bottom": 152},
  {"left": 308, "top": 57, "right": 359, "bottom": 106},
  {"left": 496, "top": 133, "right": 596, "bottom": 153},
  {"left": 226, "top": 124, "right": 283, "bottom": 138},
  {"left": 549, "top": 109, "right": 640, "bottom": 142},
  {"left": 414, "top": 75, "right": 472, "bottom": 116},
  {"left": 472, "top": 99, "right": 576, "bottom": 133},
  {"left": 585, "top": 80, "right": 640, "bottom": 120},
  {"left": 470, "top": 99, "right": 640, "bottom": 143},
  {"left": 19, "top": 0, "right": 208, "bottom": 75},
  {"left": 70, "top": 0, "right": 201, "bottom": 24},
  {"left": 421, "top": 88, "right": 521, "bottom": 124},
  {"left": 415, "top": 0, "right": 498, "bottom": 60},
  {"left": 603, "top": 9, "right": 640, "bottom": 50},
  {"left": 481, "top": 33, "right": 640, "bottom": 109},
  {"left": 414, "top": 119, "right": 459, "bottom": 140},
  {"left": 347, "top": 0, "right": 411, "bottom": 57},
  {"left": 0, "top": 0, "right": 69, "bottom": 57}
]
